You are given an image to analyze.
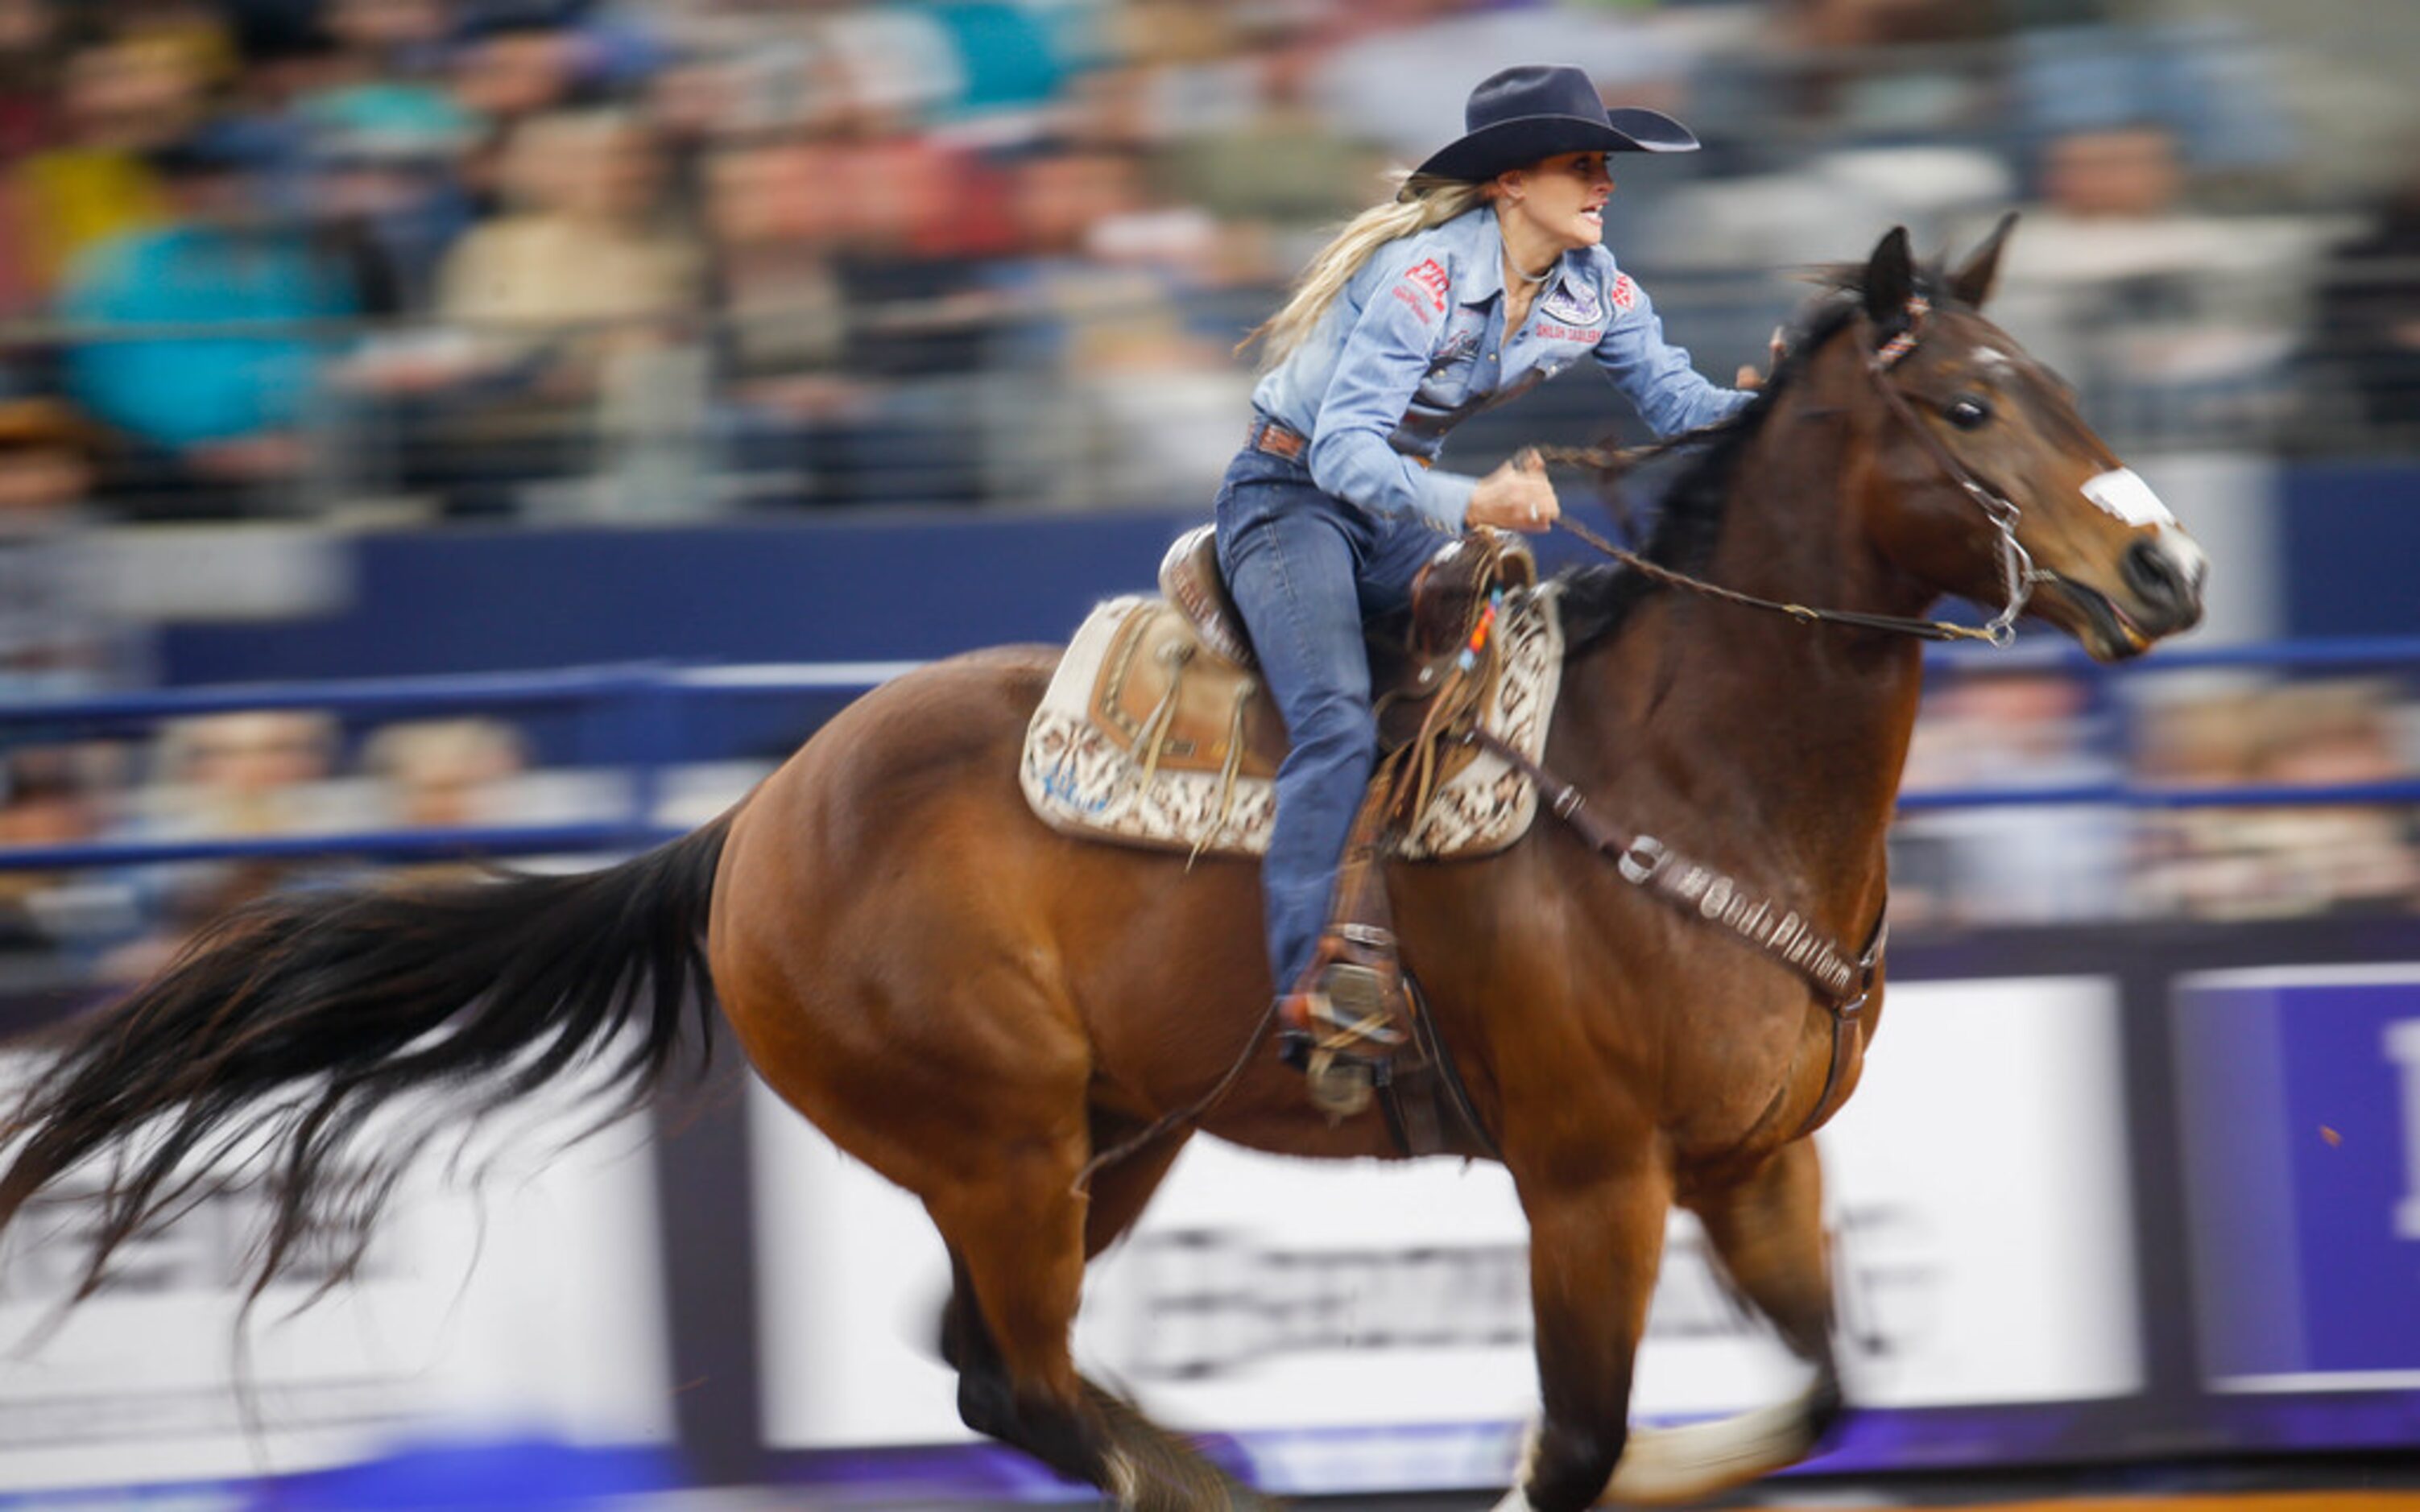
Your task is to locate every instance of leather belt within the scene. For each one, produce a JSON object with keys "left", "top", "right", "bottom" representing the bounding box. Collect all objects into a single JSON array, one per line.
[
  {"left": 1247, "top": 416, "right": 1433, "bottom": 469},
  {"left": 1247, "top": 415, "right": 1309, "bottom": 461}
]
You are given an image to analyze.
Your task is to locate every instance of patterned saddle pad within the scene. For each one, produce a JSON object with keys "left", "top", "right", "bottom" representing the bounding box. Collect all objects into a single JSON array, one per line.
[{"left": 1019, "top": 587, "right": 1565, "bottom": 861}]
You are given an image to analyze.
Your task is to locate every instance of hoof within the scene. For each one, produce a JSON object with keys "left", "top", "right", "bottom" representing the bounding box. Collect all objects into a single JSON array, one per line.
[{"left": 1598, "top": 1379, "right": 1830, "bottom": 1506}]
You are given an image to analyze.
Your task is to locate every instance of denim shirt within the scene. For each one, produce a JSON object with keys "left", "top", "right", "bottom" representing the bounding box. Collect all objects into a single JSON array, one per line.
[{"left": 1249, "top": 206, "right": 1749, "bottom": 531}]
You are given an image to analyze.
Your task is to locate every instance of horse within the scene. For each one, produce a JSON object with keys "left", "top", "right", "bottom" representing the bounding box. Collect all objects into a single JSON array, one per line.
[{"left": 0, "top": 221, "right": 2204, "bottom": 1512}]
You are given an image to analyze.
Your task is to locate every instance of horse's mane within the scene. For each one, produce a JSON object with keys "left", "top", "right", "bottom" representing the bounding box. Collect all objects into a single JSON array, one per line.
[{"left": 1555, "top": 266, "right": 1927, "bottom": 652}]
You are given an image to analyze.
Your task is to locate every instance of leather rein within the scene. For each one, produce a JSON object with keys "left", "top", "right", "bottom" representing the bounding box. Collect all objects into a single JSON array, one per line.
[{"left": 1506, "top": 295, "right": 2028, "bottom": 1140}]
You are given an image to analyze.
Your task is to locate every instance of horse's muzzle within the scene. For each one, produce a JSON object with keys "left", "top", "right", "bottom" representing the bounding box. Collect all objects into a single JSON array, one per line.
[{"left": 2119, "top": 525, "right": 2208, "bottom": 638}]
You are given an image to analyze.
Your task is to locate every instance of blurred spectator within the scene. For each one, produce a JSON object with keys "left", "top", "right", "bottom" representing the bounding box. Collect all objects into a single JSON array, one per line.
[
  {"left": 1157, "top": 27, "right": 1388, "bottom": 248},
  {"left": 292, "top": 0, "right": 484, "bottom": 311},
  {"left": 981, "top": 139, "right": 1247, "bottom": 510},
  {"left": 2299, "top": 155, "right": 2420, "bottom": 445},
  {"left": 101, "top": 708, "right": 341, "bottom": 981},
  {"left": 448, "top": 6, "right": 664, "bottom": 135},
  {"left": 56, "top": 118, "right": 359, "bottom": 517},
  {"left": 2234, "top": 682, "right": 2420, "bottom": 917},
  {"left": 432, "top": 107, "right": 702, "bottom": 384},
  {"left": 442, "top": 6, "right": 667, "bottom": 222},
  {"left": 319, "top": 0, "right": 455, "bottom": 82},
  {"left": 303, "top": 95, "right": 482, "bottom": 315},
  {"left": 0, "top": 0, "right": 65, "bottom": 312},
  {"left": 792, "top": 131, "right": 1003, "bottom": 507},
  {"left": 1309, "top": 5, "right": 1703, "bottom": 172},
  {"left": 0, "top": 742, "right": 138, "bottom": 964},
  {"left": 0, "top": 0, "right": 60, "bottom": 153},
  {"left": 1751, "top": 0, "right": 1999, "bottom": 142},
  {"left": 362, "top": 716, "right": 528, "bottom": 828},
  {"left": 701, "top": 131, "right": 863, "bottom": 504},
  {"left": 0, "top": 396, "right": 141, "bottom": 698},
  {"left": 1893, "top": 668, "right": 2124, "bottom": 927},
  {"left": 2132, "top": 681, "right": 2420, "bottom": 920},
  {"left": 1980, "top": 119, "right": 2331, "bottom": 444},
  {"left": 338, "top": 107, "right": 705, "bottom": 512},
  {"left": 2009, "top": 17, "right": 2301, "bottom": 189},
  {"left": 3, "top": 36, "right": 201, "bottom": 304}
]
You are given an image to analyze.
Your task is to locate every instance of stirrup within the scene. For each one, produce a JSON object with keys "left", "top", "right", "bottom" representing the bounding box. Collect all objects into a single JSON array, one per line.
[
  {"left": 1314, "top": 961, "right": 1409, "bottom": 1047},
  {"left": 1301, "top": 1044, "right": 1375, "bottom": 1118},
  {"left": 1276, "top": 956, "right": 1409, "bottom": 1119},
  {"left": 1279, "top": 965, "right": 1409, "bottom": 1053},
  {"left": 1277, "top": 1025, "right": 1387, "bottom": 1114}
]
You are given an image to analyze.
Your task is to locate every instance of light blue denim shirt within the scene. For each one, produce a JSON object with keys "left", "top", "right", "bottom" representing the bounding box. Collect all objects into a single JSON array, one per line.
[{"left": 1249, "top": 205, "right": 1750, "bottom": 531}]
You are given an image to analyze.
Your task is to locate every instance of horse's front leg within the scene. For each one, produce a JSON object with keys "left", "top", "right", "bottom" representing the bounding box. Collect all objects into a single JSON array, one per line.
[{"left": 1495, "top": 1151, "right": 1674, "bottom": 1512}]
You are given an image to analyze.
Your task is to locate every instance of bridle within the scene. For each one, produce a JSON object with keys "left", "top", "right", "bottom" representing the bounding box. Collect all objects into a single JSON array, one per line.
[{"left": 1541, "top": 292, "right": 2047, "bottom": 647}]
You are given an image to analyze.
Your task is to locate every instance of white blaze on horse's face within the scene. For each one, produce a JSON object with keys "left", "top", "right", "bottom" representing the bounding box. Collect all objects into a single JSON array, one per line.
[{"left": 2081, "top": 467, "right": 2172, "bottom": 528}]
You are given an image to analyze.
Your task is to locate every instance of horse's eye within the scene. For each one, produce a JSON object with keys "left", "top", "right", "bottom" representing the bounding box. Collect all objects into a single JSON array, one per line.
[{"left": 1945, "top": 395, "right": 1992, "bottom": 429}]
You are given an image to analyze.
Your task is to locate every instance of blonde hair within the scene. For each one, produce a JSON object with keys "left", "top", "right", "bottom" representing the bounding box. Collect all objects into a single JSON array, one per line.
[{"left": 1240, "top": 174, "right": 1492, "bottom": 367}]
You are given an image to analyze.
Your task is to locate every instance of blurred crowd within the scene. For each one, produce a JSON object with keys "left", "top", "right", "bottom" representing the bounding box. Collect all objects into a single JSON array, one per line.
[
  {"left": 0, "top": 0, "right": 2409, "bottom": 525},
  {"left": 1894, "top": 667, "right": 2420, "bottom": 928},
  {"left": 0, "top": 714, "right": 549, "bottom": 983}
]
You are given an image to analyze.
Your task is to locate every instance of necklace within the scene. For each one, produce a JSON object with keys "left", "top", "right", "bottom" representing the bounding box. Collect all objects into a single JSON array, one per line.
[{"left": 1511, "top": 257, "right": 1556, "bottom": 285}]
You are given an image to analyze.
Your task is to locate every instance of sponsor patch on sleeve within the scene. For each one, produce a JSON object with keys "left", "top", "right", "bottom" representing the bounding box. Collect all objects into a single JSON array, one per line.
[
  {"left": 1608, "top": 273, "right": 1638, "bottom": 312},
  {"left": 1399, "top": 258, "right": 1450, "bottom": 317}
]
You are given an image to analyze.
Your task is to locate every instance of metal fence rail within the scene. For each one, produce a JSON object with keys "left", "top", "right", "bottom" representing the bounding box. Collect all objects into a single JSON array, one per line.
[{"left": 1, "top": 639, "right": 2415, "bottom": 872}]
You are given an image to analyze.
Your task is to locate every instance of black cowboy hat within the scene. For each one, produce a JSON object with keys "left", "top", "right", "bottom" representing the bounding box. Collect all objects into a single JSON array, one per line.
[{"left": 1414, "top": 64, "right": 1698, "bottom": 183}]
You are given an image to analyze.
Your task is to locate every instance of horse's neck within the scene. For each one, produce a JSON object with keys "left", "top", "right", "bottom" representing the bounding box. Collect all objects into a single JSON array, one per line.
[{"left": 1562, "top": 378, "right": 1928, "bottom": 922}]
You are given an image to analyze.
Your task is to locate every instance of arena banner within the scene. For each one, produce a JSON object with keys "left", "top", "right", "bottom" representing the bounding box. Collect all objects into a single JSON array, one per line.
[
  {"left": 2174, "top": 965, "right": 2420, "bottom": 1391},
  {"left": 751, "top": 975, "right": 2140, "bottom": 1491},
  {"left": 0, "top": 1064, "right": 673, "bottom": 1493}
]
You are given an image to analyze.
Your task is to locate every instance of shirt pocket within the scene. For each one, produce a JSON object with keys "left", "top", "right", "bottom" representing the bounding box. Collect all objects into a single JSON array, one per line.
[{"left": 1415, "top": 316, "right": 1488, "bottom": 407}]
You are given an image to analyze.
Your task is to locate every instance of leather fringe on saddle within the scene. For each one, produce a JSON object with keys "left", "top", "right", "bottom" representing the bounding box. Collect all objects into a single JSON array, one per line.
[{"left": 1127, "top": 634, "right": 1262, "bottom": 870}]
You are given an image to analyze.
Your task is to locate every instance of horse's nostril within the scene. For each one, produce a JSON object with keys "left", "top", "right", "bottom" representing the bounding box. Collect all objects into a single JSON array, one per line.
[{"left": 2121, "top": 537, "right": 2186, "bottom": 609}]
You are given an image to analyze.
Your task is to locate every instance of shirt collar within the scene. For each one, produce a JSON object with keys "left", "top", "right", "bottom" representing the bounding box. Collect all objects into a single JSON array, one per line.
[{"left": 1458, "top": 209, "right": 1569, "bottom": 308}]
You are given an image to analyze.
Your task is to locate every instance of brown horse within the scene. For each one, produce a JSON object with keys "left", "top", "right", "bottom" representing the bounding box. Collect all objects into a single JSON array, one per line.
[{"left": 0, "top": 222, "right": 2203, "bottom": 1511}]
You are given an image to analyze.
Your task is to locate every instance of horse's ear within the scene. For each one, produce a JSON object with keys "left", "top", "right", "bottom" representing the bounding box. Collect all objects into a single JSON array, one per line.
[
  {"left": 1947, "top": 211, "right": 2019, "bottom": 309},
  {"left": 1862, "top": 226, "right": 1915, "bottom": 339}
]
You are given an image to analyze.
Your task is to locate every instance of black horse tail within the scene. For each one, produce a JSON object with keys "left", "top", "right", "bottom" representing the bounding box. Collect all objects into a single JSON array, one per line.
[{"left": 0, "top": 809, "right": 737, "bottom": 1302}]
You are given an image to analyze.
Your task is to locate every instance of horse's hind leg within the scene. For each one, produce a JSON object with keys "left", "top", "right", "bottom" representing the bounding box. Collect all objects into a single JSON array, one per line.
[
  {"left": 929, "top": 1126, "right": 1243, "bottom": 1511},
  {"left": 941, "top": 1119, "right": 1194, "bottom": 1451}
]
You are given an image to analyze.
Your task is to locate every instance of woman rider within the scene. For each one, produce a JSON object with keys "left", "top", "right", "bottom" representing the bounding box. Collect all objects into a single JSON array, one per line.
[{"left": 1220, "top": 64, "right": 1756, "bottom": 1084}]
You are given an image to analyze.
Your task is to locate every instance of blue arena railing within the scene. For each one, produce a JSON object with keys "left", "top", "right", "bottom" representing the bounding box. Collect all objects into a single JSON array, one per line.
[
  {"left": 0, "top": 640, "right": 2414, "bottom": 872},
  {"left": 0, "top": 660, "right": 919, "bottom": 870}
]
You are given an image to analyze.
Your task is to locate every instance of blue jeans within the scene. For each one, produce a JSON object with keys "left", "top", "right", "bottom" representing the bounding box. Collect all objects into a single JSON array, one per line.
[{"left": 1214, "top": 442, "right": 1449, "bottom": 995}]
